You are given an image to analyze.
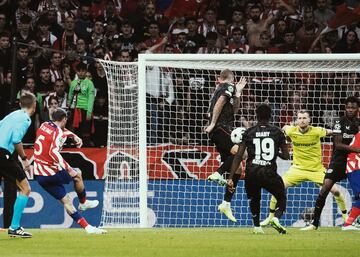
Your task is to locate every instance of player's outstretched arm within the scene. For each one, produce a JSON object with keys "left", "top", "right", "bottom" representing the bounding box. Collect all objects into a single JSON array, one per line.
[
  {"left": 64, "top": 128, "right": 83, "bottom": 148},
  {"left": 334, "top": 134, "right": 360, "bottom": 153},
  {"left": 325, "top": 129, "right": 333, "bottom": 136},
  {"left": 235, "top": 77, "right": 247, "bottom": 97}
]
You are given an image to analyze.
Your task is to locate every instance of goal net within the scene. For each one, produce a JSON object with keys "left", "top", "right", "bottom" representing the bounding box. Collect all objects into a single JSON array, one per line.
[{"left": 99, "top": 54, "right": 359, "bottom": 228}]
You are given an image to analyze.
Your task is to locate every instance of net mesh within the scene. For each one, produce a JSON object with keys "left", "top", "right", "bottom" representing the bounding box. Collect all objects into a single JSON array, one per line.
[{"left": 99, "top": 57, "right": 359, "bottom": 228}]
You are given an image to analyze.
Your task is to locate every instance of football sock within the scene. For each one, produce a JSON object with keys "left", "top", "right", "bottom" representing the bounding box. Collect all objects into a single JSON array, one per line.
[
  {"left": 77, "top": 189, "right": 86, "bottom": 204},
  {"left": 224, "top": 174, "right": 239, "bottom": 202},
  {"left": 269, "top": 196, "right": 277, "bottom": 219},
  {"left": 274, "top": 195, "right": 286, "bottom": 219},
  {"left": 344, "top": 206, "right": 360, "bottom": 226},
  {"left": 250, "top": 195, "right": 261, "bottom": 227},
  {"left": 10, "top": 194, "right": 29, "bottom": 229},
  {"left": 70, "top": 211, "right": 89, "bottom": 228},
  {"left": 313, "top": 194, "right": 326, "bottom": 227},
  {"left": 334, "top": 193, "right": 347, "bottom": 214},
  {"left": 217, "top": 155, "right": 234, "bottom": 176}
]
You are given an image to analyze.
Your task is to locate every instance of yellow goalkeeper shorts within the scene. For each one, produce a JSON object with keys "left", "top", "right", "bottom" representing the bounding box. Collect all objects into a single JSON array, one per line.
[{"left": 282, "top": 165, "right": 326, "bottom": 187}]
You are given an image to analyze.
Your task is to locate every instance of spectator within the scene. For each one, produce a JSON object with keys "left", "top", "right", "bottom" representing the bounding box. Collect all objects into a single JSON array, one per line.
[
  {"left": 68, "top": 62, "right": 96, "bottom": 146},
  {"left": 114, "top": 49, "right": 132, "bottom": 62},
  {"left": 36, "top": 15, "right": 58, "bottom": 45},
  {"left": 119, "top": 20, "right": 136, "bottom": 53},
  {"left": 15, "top": 43, "right": 29, "bottom": 92},
  {"left": 252, "top": 30, "right": 280, "bottom": 53},
  {"left": 0, "top": 31, "right": 11, "bottom": 84},
  {"left": 49, "top": 52, "right": 63, "bottom": 83},
  {"left": 333, "top": 29, "right": 360, "bottom": 53},
  {"left": 104, "top": 17, "right": 119, "bottom": 43},
  {"left": 173, "top": 32, "right": 187, "bottom": 53},
  {"left": 215, "top": 18, "right": 228, "bottom": 49},
  {"left": 54, "top": 15, "right": 78, "bottom": 51},
  {"left": 296, "top": 11, "right": 322, "bottom": 52},
  {"left": 75, "top": 3, "right": 93, "bottom": 40},
  {"left": 246, "top": 4, "right": 275, "bottom": 48},
  {"left": 144, "top": 22, "right": 163, "bottom": 50},
  {"left": 75, "top": 38, "right": 93, "bottom": 65},
  {"left": 272, "top": 19, "right": 287, "bottom": 46},
  {"left": 37, "top": 0, "right": 57, "bottom": 14},
  {"left": 90, "top": 17, "right": 105, "bottom": 51},
  {"left": 171, "top": 17, "right": 188, "bottom": 36},
  {"left": 228, "top": 27, "right": 249, "bottom": 54},
  {"left": 279, "top": 28, "right": 298, "bottom": 53},
  {"left": 0, "top": 12, "right": 9, "bottom": 34},
  {"left": 47, "top": 7, "right": 64, "bottom": 39},
  {"left": 56, "top": 0, "right": 76, "bottom": 27},
  {"left": 228, "top": 9, "right": 246, "bottom": 33},
  {"left": 186, "top": 17, "right": 206, "bottom": 52},
  {"left": 36, "top": 66, "right": 52, "bottom": 95},
  {"left": 44, "top": 78, "right": 68, "bottom": 111},
  {"left": 15, "top": 14, "right": 33, "bottom": 43},
  {"left": 198, "top": 8, "right": 217, "bottom": 37},
  {"left": 197, "top": 31, "right": 220, "bottom": 53},
  {"left": 41, "top": 95, "right": 59, "bottom": 122},
  {"left": 133, "top": 2, "right": 157, "bottom": 42},
  {"left": 313, "top": 0, "right": 335, "bottom": 27},
  {"left": 14, "top": 0, "right": 37, "bottom": 27}
]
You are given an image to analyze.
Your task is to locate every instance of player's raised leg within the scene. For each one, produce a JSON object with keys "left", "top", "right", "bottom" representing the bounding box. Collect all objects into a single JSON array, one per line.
[
  {"left": 72, "top": 170, "right": 99, "bottom": 211},
  {"left": 61, "top": 194, "right": 107, "bottom": 234}
]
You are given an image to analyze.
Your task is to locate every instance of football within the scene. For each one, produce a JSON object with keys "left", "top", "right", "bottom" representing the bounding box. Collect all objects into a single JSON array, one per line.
[{"left": 231, "top": 127, "right": 246, "bottom": 144}]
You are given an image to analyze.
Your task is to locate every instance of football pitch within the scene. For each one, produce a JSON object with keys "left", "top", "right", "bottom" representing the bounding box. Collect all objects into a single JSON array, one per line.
[{"left": 0, "top": 228, "right": 358, "bottom": 257}]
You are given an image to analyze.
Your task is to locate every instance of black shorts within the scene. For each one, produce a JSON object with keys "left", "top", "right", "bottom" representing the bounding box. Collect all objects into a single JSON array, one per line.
[
  {"left": 209, "top": 126, "right": 234, "bottom": 162},
  {"left": 245, "top": 166, "right": 285, "bottom": 200},
  {"left": 0, "top": 148, "right": 27, "bottom": 183},
  {"left": 325, "top": 161, "right": 347, "bottom": 183}
]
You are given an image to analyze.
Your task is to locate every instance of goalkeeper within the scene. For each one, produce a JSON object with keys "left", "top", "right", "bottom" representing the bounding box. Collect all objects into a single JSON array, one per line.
[
  {"left": 261, "top": 110, "right": 347, "bottom": 227},
  {"left": 205, "top": 69, "right": 247, "bottom": 222}
]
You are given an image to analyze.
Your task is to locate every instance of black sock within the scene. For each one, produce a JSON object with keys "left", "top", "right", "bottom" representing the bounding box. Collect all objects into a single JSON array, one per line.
[
  {"left": 224, "top": 174, "right": 239, "bottom": 202},
  {"left": 217, "top": 155, "right": 234, "bottom": 175},
  {"left": 250, "top": 196, "right": 261, "bottom": 227},
  {"left": 313, "top": 194, "right": 327, "bottom": 227}
]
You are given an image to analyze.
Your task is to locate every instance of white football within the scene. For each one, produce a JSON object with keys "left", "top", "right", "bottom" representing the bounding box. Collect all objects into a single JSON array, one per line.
[{"left": 231, "top": 127, "right": 246, "bottom": 144}]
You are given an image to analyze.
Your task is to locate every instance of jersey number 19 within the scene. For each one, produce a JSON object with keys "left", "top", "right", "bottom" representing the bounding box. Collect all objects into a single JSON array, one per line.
[{"left": 253, "top": 138, "right": 275, "bottom": 161}]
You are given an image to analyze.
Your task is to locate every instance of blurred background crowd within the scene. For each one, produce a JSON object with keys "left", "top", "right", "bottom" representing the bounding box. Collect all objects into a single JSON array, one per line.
[{"left": 0, "top": 0, "right": 359, "bottom": 147}]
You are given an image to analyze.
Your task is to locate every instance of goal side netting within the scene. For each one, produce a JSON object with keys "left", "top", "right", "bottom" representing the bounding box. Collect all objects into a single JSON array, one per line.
[{"left": 99, "top": 54, "right": 359, "bottom": 228}]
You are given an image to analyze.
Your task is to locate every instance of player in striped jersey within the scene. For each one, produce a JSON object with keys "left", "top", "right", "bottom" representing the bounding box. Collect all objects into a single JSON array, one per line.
[
  {"left": 34, "top": 108, "right": 106, "bottom": 234},
  {"left": 342, "top": 131, "right": 360, "bottom": 230}
]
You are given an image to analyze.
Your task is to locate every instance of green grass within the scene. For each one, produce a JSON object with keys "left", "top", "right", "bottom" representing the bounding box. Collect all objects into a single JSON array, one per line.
[{"left": 0, "top": 228, "right": 358, "bottom": 257}]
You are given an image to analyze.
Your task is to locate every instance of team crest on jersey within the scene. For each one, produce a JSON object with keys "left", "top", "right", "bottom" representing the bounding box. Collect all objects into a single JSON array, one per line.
[
  {"left": 227, "top": 85, "right": 234, "bottom": 93},
  {"left": 334, "top": 123, "right": 341, "bottom": 130},
  {"left": 326, "top": 169, "right": 333, "bottom": 174}
]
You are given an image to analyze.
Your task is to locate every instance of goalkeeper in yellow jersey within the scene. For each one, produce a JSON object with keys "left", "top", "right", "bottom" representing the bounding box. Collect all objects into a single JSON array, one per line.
[{"left": 260, "top": 110, "right": 347, "bottom": 227}]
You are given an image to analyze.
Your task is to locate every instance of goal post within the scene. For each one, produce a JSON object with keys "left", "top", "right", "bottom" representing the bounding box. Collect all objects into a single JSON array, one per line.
[{"left": 100, "top": 54, "right": 360, "bottom": 228}]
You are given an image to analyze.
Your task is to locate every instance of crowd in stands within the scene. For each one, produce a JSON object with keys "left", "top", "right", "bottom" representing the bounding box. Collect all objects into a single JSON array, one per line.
[{"left": 0, "top": 0, "right": 359, "bottom": 147}]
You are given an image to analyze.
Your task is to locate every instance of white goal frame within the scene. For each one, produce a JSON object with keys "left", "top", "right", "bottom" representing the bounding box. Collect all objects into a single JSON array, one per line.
[{"left": 136, "top": 53, "right": 360, "bottom": 228}]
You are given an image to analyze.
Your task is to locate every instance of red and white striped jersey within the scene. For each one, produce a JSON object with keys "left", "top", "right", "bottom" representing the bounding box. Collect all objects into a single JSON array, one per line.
[
  {"left": 346, "top": 132, "right": 360, "bottom": 174},
  {"left": 33, "top": 121, "right": 76, "bottom": 176}
]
